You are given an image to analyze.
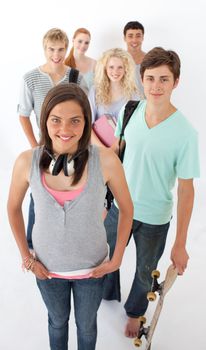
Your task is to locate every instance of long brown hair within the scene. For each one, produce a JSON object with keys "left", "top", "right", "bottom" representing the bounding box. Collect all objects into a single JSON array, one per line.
[
  {"left": 64, "top": 28, "right": 91, "bottom": 68},
  {"left": 39, "top": 83, "right": 92, "bottom": 185}
]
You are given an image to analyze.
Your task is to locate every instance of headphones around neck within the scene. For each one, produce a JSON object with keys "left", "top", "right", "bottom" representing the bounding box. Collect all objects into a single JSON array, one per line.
[
  {"left": 49, "top": 154, "right": 75, "bottom": 176},
  {"left": 44, "top": 147, "right": 86, "bottom": 177}
]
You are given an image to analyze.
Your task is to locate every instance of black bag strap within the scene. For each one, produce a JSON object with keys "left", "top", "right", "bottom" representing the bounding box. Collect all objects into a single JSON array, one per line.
[
  {"left": 69, "top": 68, "right": 79, "bottom": 83},
  {"left": 105, "top": 100, "right": 140, "bottom": 210},
  {"left": 118, "top": 100, "right": 140, "bottom": 154}
]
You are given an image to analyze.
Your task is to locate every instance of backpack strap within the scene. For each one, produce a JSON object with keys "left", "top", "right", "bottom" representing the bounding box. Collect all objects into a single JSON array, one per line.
[
  {"left": 105, "top": 100, "right": 140, "bottom": 210},
  {"left": 120, "top": 100, "right": 140, "bottom": 138},
  {"left": 118, "top": 100, "right": 140, "bottom": 159},
  {"left": 69, "top": 68, "right": 79, "bottom": 83}
]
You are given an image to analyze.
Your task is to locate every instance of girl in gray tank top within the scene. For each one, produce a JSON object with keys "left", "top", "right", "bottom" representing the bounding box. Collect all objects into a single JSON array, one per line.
[{"left": 8, "top": 83, "right": 133, "bottom": 350}]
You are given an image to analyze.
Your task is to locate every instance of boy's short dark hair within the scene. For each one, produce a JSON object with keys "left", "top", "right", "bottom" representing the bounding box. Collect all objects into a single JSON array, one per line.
[
  {"left": 140, "top": 47, "right": 181, "bottom": 81},
  {"left": 123, "top": 21, "right": 145, "bottom": 36}
]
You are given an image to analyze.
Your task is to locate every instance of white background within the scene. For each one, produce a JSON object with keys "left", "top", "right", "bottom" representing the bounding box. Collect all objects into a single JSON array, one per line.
[{"left": 0, "top": 0, "right": 205, "bottom": 349}]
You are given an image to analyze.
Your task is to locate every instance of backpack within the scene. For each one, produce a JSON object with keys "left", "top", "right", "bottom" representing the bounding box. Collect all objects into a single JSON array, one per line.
[
  {"left": 69, "top": 68, "right": 79, "bottom": 83},
  {"left": 105, "top": 100, "right": 140, "bottom": 210},
  {"left": 118, "top": 100, "right": 140, "bottom": 161}
]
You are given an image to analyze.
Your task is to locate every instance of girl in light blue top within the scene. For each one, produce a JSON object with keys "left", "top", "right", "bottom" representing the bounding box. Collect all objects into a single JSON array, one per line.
[{"left": 65, "top": 27, "right": 96, "bottom": 90}]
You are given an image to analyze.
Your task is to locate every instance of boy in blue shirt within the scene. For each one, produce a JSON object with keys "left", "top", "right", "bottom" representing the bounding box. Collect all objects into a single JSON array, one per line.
[{"left": 103, "top": 47, "right": 200, "bottom": 337}]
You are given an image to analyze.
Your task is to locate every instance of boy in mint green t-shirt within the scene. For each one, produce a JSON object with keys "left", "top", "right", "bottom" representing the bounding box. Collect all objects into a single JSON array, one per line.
[{"left": 103, "top": 47, "right": 200, "bottom": 338}]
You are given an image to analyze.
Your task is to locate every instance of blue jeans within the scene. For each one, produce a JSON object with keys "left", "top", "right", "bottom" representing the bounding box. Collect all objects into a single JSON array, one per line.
[
  {"left": 103, "top": 204, "right": 170, "bottom": 317},
  {"left": 27, "top": 193, "right": 35, "bottom": 249},
  {"left": 36, "top": 277, "right": 104, "bottom": 350}
]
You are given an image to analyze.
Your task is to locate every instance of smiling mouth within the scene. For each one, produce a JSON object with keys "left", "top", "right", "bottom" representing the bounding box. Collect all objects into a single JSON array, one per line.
[
  {"left": 59, "top": 135, "right": 73, "bottom": 141},
  {"left": 151, "top": 93, "right": 163, "bottom": 96}
]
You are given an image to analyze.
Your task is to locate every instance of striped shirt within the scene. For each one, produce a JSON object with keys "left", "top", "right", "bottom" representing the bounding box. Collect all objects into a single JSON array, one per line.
[{"left": 18, "top": 66, "right": 88, "bottom": 129}]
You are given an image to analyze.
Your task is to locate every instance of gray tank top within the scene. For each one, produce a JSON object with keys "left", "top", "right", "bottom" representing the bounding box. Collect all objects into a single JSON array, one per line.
[{"left": 30, "top": 145, "right": 107, "bottom": 272}]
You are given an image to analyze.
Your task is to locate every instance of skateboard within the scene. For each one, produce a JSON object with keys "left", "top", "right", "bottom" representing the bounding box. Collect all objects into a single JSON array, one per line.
[{"left": 134, "top": 264, "right": 178, "bottom": 350}]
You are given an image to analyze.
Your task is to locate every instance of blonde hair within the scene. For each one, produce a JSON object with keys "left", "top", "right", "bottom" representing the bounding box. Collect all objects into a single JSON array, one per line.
[
  {"left": 94, "top": 48, "right": 138, "bottom": 105},
  {"left": 65, "top": 28, "right": 91, "bottom": 68},
  {"left": 43, "top": 28, "right": 69, "bottom": 50}
]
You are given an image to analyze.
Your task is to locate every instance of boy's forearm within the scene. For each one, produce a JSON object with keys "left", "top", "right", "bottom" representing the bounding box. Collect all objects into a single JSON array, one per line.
[
  {"left": 175, "top": 180, "right": 194, "bottom": 247},
  {"left": 19, "top": 116, "right": 38, "bottom": 148}
]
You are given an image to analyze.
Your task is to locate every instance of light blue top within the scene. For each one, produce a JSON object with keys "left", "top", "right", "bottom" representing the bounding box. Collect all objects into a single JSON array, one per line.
[
  {"left": 88, "top": 85, "right": 139, "bottom": 124},
  {"left": 115, "top": 100, "right": 200, "bottom": 224},
  {"left": 83, "top": 70, "right": 94, "bottom": 90}
]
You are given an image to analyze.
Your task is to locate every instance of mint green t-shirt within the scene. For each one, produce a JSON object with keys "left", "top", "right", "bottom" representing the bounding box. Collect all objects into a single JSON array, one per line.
[{"left": 115, "top": 100, "right": 200, "bottom": 224}]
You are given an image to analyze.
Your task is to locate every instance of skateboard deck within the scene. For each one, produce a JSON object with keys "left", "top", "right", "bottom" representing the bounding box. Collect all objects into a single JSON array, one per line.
[{"left": 134, "top": 264, "right": 178, "bottom": 350}]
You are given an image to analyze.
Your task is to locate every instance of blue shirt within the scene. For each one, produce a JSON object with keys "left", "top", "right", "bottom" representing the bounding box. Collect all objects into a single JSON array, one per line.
[{"left": 115, "top": 100, "right": 200, "bottom": 224}]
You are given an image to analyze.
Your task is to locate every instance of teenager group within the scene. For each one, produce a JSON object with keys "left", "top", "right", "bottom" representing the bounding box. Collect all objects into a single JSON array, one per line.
[{"left": 7, "top": 21, "right": 200, "bottom": 350}]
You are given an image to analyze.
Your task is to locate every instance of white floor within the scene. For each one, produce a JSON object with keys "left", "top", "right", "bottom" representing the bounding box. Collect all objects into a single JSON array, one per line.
[
  {"left": 0, "top": 1, "right": 205, "bottom": 348},
  {"left": 1, "top": 163, "right": 206, "bottom": 349}
]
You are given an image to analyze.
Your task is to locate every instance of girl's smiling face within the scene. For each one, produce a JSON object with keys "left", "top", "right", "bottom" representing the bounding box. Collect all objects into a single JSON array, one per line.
[
  {"left": 47, "top": 99, "right": 85, "bottom": 155},
  {"left": 106, "top": 57, "right": 125, "bottom": 83},
  {"left": 73, "top": 33, "right": 90, "bottom": 55}
]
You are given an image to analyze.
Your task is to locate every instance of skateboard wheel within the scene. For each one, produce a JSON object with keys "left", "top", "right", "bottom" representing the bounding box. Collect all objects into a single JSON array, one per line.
[
  {"left": 139, "top": 316, "right": 146, "bottom": 324},
  {"left": 134, "top": 338, "right": 142, "bottom": 347},
  {"left": 147, "top": 291, "right": 157, "bottom": 301},
  {"left": 151, "top": 270, "right": 160, "bottom": 278}
]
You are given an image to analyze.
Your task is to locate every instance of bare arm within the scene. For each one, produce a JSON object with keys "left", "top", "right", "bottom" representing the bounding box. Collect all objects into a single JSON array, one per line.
[
  {"left": 92, "top": 148, "right": 133, "bottom": 277},
  {"left": 90, "top": 129, "right": 106, "bottom": 147},
  {"left": 7, "top": 151, "right": 49, "bottom": 279},
  {"left": 19, "top": 115, "right": 38, "bottom": 148},
  {"left": 170, "top": 178, "right": 194, "bottom": 275},
  {"left": 110, "top": 137, "right": 125, "bottom": 155}
]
